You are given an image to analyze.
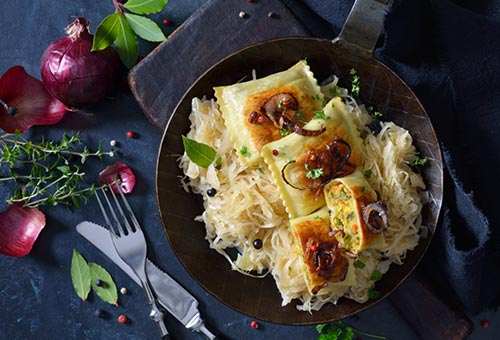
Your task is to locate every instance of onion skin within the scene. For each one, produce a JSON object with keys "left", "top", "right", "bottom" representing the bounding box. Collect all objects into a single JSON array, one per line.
[
  {"left": 99, "top": 162, "right": 136, "bottom": 194},
  {"left": 40, "top": 17, "right": 120, "bottom": 109},
  {"left": 0, "top": 205, "right": 46, "bottom": 257}
]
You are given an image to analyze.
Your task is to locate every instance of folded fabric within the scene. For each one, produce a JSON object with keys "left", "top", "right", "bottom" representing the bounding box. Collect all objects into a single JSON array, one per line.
[{"left": 289, "top": 0, "right": 500, "bottom": 314}]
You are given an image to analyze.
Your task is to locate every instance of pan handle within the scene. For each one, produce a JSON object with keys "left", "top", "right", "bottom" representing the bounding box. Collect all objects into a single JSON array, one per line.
[{"left": 334, "top": 0, "right": 391, "bottom": 56}]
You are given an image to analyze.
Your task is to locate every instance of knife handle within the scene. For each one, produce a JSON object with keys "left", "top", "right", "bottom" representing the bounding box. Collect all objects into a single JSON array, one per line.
[{"left": 196, "top": 323, "right": 217, "bottom": 340}]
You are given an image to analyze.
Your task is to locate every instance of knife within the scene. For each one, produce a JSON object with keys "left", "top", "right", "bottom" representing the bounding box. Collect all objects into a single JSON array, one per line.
[{"left": 76, "top": 221, "right": 217, "bottom": 340}]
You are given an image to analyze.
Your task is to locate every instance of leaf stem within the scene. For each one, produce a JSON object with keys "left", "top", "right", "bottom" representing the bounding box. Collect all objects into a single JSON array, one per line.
[
  {"left": 112, "top": 0, "right": 124, "bottom": 13},
  {"left": 339, "top": 321, "right": 387, "bottom": 339}
]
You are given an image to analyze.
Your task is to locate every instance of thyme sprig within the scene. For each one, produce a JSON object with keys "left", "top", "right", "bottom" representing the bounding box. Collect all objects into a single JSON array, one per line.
[{"left": 0, "top": 131, "right": 113, "bottom": 208}]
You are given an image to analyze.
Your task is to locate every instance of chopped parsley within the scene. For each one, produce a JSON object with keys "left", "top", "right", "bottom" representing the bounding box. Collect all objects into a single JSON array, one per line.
[
  {"left": 408, "top": 157, "right": 429, "bottom": 167},
  {"left": 350, "top": 68, "right": 360, "bottom": 96},
  {"left": 312, "top": 110, "right": 329, "bottom": 120},
  {"left": 215, "top": 157, "right": 222, "bottom": 168},
  {"left": 305, "top": 165, "right": 324, "bottom": 179},
  {"left": 354, "top": 259, "right": 366, "bottom": 269},
  {"left": 329, "top": 85, "right": 341, "bottom": 97},
  {"left": 294, "top": 112, "right": 305, "bottom": 123},
  {"left": 279, "top": 129, "right": 290, "bottom": 137},
  {"left": 370, "top": 270, "right": 382, "bottom": 282},
  {"left": 240, "top": 145, "right": 251, "bottom": 157},
  {"left": 368, "top": 288, "right": 380, "bottom": 300},
  {"left": 367, "top": 105, "right": 383, "bottom": 119},
  {"left": 257, "top": 167, "right": 264, "bottom": 174},
  {"left": 364, "top": 169, "right": 372, "bottom": 179}
]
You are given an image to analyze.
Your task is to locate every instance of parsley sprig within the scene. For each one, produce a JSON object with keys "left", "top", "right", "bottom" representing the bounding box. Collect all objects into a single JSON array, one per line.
[
  {"left": 316, "top": 320, "right": 387, "bottom": 340},
  {"left": 0, "top": 131, "right": 113, "bottom": 208},
  {"left": 305, "top": 165, "right": 324, "bottom": 179},
  {"left": 350, "top": 68, "right": 361, "bottom": 96}
]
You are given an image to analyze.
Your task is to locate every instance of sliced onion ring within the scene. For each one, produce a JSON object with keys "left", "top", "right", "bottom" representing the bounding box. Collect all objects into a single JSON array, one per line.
[
  {"left": 362, "top": 201, "right": 389, "bottom": 234},
  {"left": 0, "top": 204, "right": 46, "bottom": 257},
  {"left": 281, "top": 160, "right": 306, "bottom": 190}
]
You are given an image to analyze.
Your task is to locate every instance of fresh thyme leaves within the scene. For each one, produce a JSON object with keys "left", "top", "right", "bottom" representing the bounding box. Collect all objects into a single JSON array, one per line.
[
  {"left": 367, "top": 106, "right": 383, "bottom": 119},
  {"left": 0, "top": 131, "right": 113, "bottom": 208},
  {"left": 316, "top": 320, "right": 386, "bottom": 340},
  {"left": 408, "top": 156, "right": 429, "bottom": 167},
  {"left": 182, "top": 135, "right": 217, "bottom": 167},
  {"left": 350, "top": 68, "right": 360, "bottom": 96},
  {"left": 330, "top": 85, "right": 342, "bottom": 97},
  {"left": 305, "top": 164, "right": 324, "bottom": 179}
]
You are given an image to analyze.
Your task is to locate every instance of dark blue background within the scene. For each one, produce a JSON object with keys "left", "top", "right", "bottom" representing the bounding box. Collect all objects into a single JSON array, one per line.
[{"left": 0, "top": 1, "right": 496, "bottom": 339}]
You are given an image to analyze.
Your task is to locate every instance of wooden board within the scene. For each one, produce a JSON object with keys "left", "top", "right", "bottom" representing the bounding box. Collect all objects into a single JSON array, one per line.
[
  {"left": 128, "top": 0, "right": 472, "bottom": 337},
  {"left": 128, "top": 0, "right": 310, "bottom": 130}
]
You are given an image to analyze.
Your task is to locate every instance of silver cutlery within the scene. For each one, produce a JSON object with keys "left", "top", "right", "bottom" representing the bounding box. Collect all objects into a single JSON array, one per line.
[{"left": 96, "top": 185, "right": 169, "bottom": 338}]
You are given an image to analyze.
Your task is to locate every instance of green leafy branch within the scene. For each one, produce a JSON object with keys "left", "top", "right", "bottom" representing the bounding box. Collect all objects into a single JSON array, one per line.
[
  {"left": 316, "top": 321, "right": 387, "bottom": 340},
  {"left": 92, "top": 0, "right": 169, "bottom": 69},
  {"left": 0, "top": 131, "right": 113, "bottom": 208}
]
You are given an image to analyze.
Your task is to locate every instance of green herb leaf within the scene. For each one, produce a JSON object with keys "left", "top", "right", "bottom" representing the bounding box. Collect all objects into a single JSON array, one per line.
[
  {"left": 305, "top": 165, "right": 324, "bottom": 179},
  {"left": 354, "top": 259, "right": 365, "bottom": 269},
  {"left": 342, "top": 326, "right": 355, "bottom": 340},
  {"left": 124, "top": 13, "right": 166, "bottom": 42},
  {"left": 371, "top": 270, "right": 382, "bottom": 281},
  {"left": 368, "top": 288, "right": 380, "bottom": 300},
  {"left": 182, "top": 136, "right": 217, "bottom": 168},
  {"left": 329, "top": 86, "right": 341, "bottom": 97},
  {"left": 114, "top": 13, "right": 138, "bottom": 69},
  {"left": 92, "top": 13, "right": 120, "bottom": 51},
  {"left": 280, "top": 128, "right": 290, "bottom": 137},
  {"left": 316, "top": 324, "right": 327, "bottom": 333},
  {"left": 364, "top": 169, "right": 372, "bottom": 179},
  {"left": 408, "top": 157, "right": 429, "bottom": 167},
  {"left": 70, "top": 249, "right": 91, "bottom": 301},
  {"left": 89, "top": 262, "right": 118, "bottom": 305},
  {"left": 124, "top": 0, "right": 169, "bottom": 15},
  {"left": 312, "top": 110, "right": 329, "bottom": 120},
  {"left": 240, "top": 145, "right": 251, "bottom": 157}
]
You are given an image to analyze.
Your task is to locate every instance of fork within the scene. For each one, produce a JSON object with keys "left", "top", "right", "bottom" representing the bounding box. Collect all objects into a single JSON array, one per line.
[{"left": 96, "top": 184, "right": 169, "bottom": 338}]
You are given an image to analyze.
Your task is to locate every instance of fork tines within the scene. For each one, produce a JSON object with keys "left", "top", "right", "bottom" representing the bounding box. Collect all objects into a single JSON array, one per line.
[{"left": 95, "top": 184, "right": 141, "bottom": 237}]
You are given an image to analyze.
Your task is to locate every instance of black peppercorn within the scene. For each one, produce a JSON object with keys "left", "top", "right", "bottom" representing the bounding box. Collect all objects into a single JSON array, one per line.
[
  {"left": 95, "top": 279, "right": 103, "bottom": 287},
  {"left": 253, "top": 239, "right": 263, "bottom": 249},
  {"left": 207, "top": 188, "right": 217, "bottom": 197},
  {"left": 95, "top": 309, "right": 105, "bottom": 318}
]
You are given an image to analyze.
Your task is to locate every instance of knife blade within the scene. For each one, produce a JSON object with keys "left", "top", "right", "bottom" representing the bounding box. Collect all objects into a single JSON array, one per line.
[{"left": 76, "top": 221, "right": 217, "bottom": 340}]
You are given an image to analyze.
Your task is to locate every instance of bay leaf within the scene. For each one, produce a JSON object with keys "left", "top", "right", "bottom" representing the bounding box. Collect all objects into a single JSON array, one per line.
[
  {"left": 124, "top": 0, "right": 168, "bottom": 15},
  {"left": 124, "top": 13, "right": 166, "bottom": 42},
  {"left": 70, "top": 249, "right": 90, "bottom": 301},
  {"left": 182, "top": 136, "right": 217, "bottom": 168},
  {"left": 92, "top": 13, "right": 120, "bottom": 52},
  {"left": 89, "top": 262, "right": 118, "bottom": 305},
  {"left": 114, "top": 13, "right": 138, "bottom": 69}
]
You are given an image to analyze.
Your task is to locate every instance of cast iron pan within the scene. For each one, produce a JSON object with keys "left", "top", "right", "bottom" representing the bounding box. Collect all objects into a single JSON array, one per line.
[{"left": 156, "top": 0, "right": 443, "bottom": 324}]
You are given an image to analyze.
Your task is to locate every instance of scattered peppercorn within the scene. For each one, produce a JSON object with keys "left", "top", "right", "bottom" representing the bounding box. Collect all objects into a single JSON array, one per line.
[
  {"left": 268, "top": 12, "right": 276, "bottom": 18},
  {"left": 257, "top": 115, "right": 265, "bottom": 123},
  {"left": 250, "top": 320, "right": 259, "bottom": 329},
  {"left": 120, "top": 287, "right": 128, "bottom": 295},
  {"left": 271, "top": 149, "right": 279, "bottom": 156},
  {"left": 310, "top": 244, "right": 318, "bottom": 252},
  {"left": 481, "top": 319, "right": 490, "bottom": 328},
  {"left": 239, "top": 11, "right": 247, "bottom": 18},
  {"left": 95, "top": 279, "right": 103, "bottom": 287},
  {"left": 248, "top": 111, "right": 259, "bottom": 123},
  {"left": 118, "top": 314, "right": 127, "bottom": 324},
  {"left": 207, "top": 188, "right": 217, "bottom": 197},
  {"left": 95, "top": 309, "right": 105, "bottom": 318},
  {"left": 253, "top": 239, "right": 263, "bottom": 249},
  {"left": 163, "top": 18, "right": 172, "bottom": 26},
  {"left": 110, "top": 140, "right": 117, "bottom": 147},
  {"left": 126, "top": 131, "right": 135, "bottom": 138}
]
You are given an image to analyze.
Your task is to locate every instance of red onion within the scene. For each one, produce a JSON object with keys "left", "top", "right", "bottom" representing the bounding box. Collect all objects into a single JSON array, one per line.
[
  {"left": 99, "top": 162, "right": 136, "bottom": 194},
  {"left": 40, "top": 17, "right": 120, "bottom": 109}
]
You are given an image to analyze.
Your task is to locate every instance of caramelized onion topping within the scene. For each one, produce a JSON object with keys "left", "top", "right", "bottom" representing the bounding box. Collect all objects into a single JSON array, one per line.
[
  {"left": 362, "top": 201, "right": 389, "bottom": 234},
  {"left": 306, "top": 241, "right": 339, "bottom": 279}
]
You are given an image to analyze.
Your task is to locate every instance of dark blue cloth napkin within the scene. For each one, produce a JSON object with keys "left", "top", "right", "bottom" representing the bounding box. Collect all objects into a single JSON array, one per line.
[{"left": 291, "top": 0, "right": 500, "bottom": 314}]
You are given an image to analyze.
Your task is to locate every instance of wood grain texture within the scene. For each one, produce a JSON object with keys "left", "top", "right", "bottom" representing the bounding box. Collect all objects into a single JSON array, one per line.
[
  {"left": 390, "top": 272, "right": 473, "bottom": 340},
  {"left": 128, "top": 0, "right": 311, "bottom": 130}
]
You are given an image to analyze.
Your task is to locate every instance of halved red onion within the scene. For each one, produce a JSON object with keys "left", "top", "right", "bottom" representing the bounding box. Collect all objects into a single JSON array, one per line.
[
  {"left": 0, "top": 66, "right": 67, "bottom": 133},
  {"left": 98, "top": 162, "right": 136, "bottom": 194},
  {"left": 0, "top": 205, "right": 46, "bottom": 257}
]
